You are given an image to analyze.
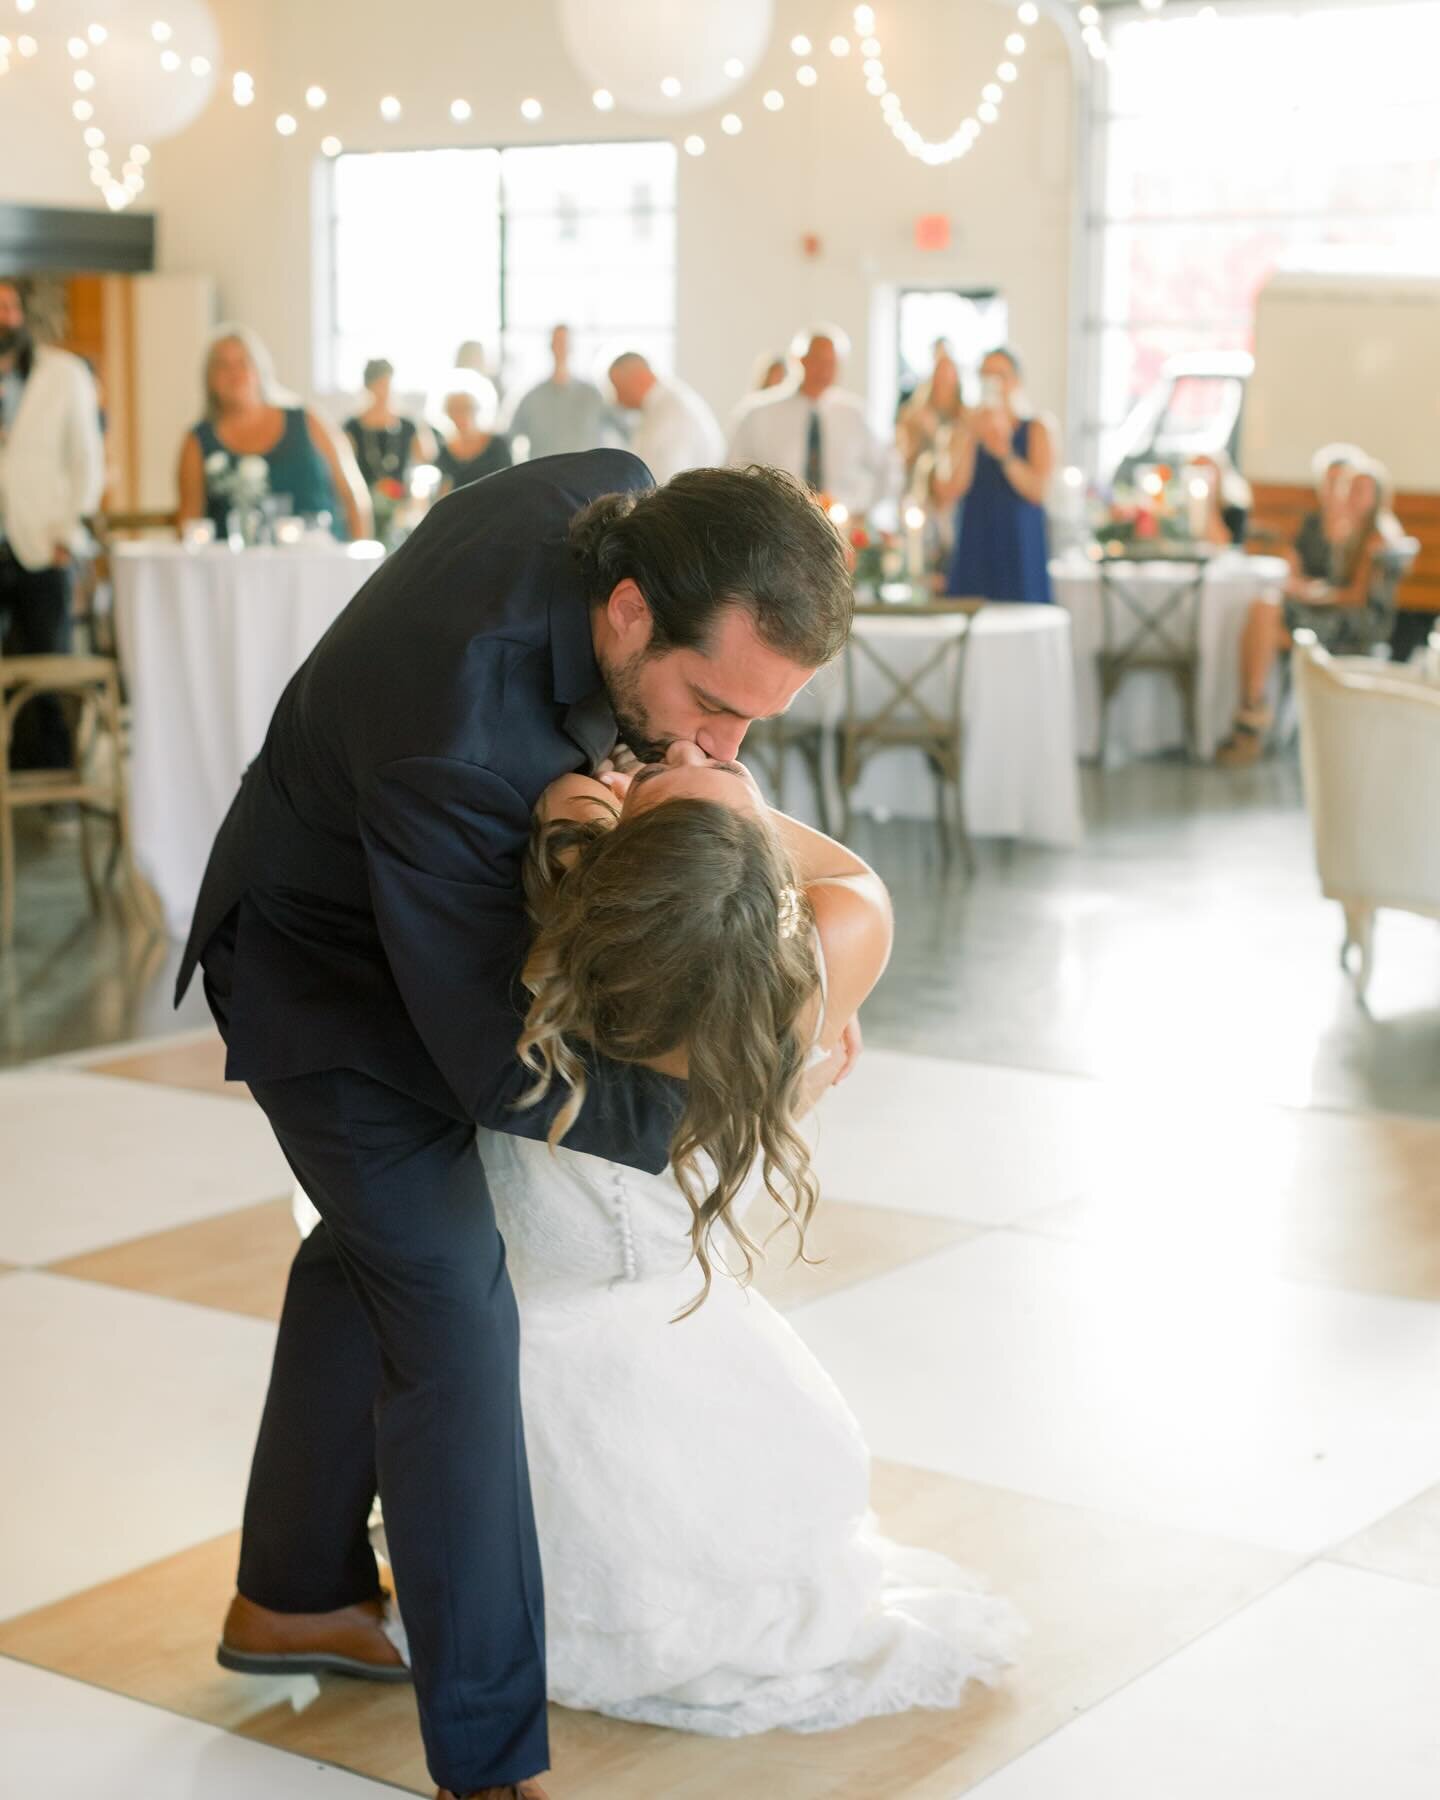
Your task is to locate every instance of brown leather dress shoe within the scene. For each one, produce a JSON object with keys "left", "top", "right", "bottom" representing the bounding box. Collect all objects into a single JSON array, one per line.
[
  {"left": 217, "top": 1590, "right": 411, "bottom": 1683},
  {"left": 435, "top": 1783, "right": 550, "bottom": 1799}
]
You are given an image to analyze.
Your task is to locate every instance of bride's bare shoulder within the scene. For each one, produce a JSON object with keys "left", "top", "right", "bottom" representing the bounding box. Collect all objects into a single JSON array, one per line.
[{"left": 805, "top": 874, "right": 893, "bottom": 1052}]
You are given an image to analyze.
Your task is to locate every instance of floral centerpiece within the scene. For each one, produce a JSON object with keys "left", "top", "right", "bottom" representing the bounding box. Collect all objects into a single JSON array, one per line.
[
  {"left": 1092, "top": 464, "right": 1214, "bottom": 557},
  {"left": 846, "top": 521, "right": 906, "bottom": 594},
  {"left": 205, "top": 451, "right": 271, "bottom": 546},
  {"left": 370, "top": 476, "right": 408, "bottom": 548}
]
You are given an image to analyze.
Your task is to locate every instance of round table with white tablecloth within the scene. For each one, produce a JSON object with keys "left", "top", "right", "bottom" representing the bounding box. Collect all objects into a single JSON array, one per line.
[
  {"left": 1051, "top": 549, "right": 1290, "bottom": 764},
  {"left": 782, "top": 603, "right": 1082, "bottom": 848},
  {"left": 114, "top": 539, "right": 385, "bottom": 936}
]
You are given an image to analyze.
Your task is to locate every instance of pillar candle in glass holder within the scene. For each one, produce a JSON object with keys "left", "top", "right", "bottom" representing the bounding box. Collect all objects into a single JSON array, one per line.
[
  {"left": 903, "top": 504, "right": 927, "bottom": 578},
  {"left": 1186, "top": 468, "right": 1212, "bottom": 540}
]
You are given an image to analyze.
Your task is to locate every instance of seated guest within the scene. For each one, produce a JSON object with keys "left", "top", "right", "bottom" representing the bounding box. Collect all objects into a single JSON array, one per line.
[
  {"left": 1218, "top": 458, "right": 1405, "bottom": 765},
  {"left": 178, "top": 327, "right": 369, "bottom": 540},
  {"left": 1188, "top": 448, "right": 1252, "bottom": 547},
  {"left": 936, "top": 346, "right": 1055, "bottom": 603},
  {"left": 343, "top": 358, "right": 434, "bottom": 495},
  {"left": 506, "top": 323, "right": 624, "bottom": 461},
  {"left": 433, "top": 372, "right": 512, "bottom": 494},
  {"left": 727, "top": 324, "right": 897, "bottom": 518},
  {"left": 608, "top": 351, "right": 724, "bottom": 483},
  {"left": 1290, "top": 443, "right": 1365, "bottom": 580}
]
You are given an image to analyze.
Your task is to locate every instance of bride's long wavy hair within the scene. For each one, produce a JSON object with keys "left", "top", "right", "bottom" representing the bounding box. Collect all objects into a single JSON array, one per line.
[{"left": 517, "top": 797, "right": 822, "bottom": 1316}]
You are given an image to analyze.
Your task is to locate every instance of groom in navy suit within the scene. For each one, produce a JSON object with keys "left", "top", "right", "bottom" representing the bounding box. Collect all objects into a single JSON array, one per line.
[{"left": 179, "top": 450, "right": 852, "bottom": 1799}]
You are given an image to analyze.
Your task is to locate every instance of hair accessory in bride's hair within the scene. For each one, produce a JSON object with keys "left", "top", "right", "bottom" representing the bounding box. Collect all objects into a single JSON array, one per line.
[{"left": 777, "top": 883, "right": 804, "bottom": 940}]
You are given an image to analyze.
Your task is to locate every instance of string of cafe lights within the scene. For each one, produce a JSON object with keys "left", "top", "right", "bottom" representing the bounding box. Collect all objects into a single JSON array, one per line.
[
  {"left": 850, "top": 0, "right": 1163, "bottom": 169},
  {"left": 848, "top": 0, "right": 1038, "bottom": 168},
  {"left": 0, "top": 1, "right": 1167, "bottom": 202}
]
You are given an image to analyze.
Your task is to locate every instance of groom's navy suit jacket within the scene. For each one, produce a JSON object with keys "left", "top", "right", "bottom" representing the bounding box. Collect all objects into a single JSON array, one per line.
[{"left": 178, "top": 448, "right": 680, "bottom": 1170}]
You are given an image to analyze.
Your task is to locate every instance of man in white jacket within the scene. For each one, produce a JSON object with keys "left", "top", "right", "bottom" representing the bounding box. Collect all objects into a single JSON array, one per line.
[{"left": 0, "top": 278, "right": 106, "bottom": 766}]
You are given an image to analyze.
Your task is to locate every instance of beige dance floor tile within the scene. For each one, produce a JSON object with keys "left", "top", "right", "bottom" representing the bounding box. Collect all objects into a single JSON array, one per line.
[
  {"left": 1026, "top": 1099, "right": 1440, "bottom": 1304},
  {"left": 45, "top": 1191, "right": 970, "bottom": 1328},
  {"left": 0, "top": 1069, "right": 291, "bottom": 1265},
  {"left": 51, "top": 1198, "right": 299, "bottom": 1322},
  {"left": 1330, "top": 1481, "right": 1440, "bottom": 1591},
  {"left": 84, "top": 1030, "right": 243, "bottom": 1102},
  {"left": 0, "top": 1464, "right": 1296, "bottom": 1798},
  {"left": 751, "top": 1201, "right": 978, "bottom": 1311}
]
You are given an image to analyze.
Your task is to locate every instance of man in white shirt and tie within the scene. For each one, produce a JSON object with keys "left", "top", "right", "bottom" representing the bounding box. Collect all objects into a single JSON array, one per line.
[
  {"left": 608, "top": 352, "right": 725, "bottom": 484},
  {"left": 726, "top": 324, "right": 896, "bottom": 517}
]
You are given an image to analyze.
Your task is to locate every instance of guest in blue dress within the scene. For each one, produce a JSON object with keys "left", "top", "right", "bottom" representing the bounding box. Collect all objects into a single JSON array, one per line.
[
  {"left": 177, "top": 327, "right": 371, "bottom": 542},
  {"left": 940, "top": 347, "right": 1055, "bottom": 603}
]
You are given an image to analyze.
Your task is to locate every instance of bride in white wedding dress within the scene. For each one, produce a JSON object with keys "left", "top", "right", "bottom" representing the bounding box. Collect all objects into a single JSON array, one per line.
[{"left": 308, "top": 742, "right": 1022, "bottom": 1735}]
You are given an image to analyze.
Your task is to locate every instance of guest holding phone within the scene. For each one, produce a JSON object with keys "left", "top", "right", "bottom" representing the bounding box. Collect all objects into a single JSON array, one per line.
[{"left": 936, "top": 346, "right": 1055, "bottom": 604}]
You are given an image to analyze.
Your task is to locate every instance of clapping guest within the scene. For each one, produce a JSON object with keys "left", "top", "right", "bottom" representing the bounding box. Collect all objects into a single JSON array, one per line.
[
  {"left": 178, "top": 327, "right": 369, "bottom": 540},
  {"left": 727, "top": 324, "right": 896, "bottom": 518},
  {"left": 433, "top": 371, "right": 512, "bottom": 493},
  {"left": 897, "top": 339, "right": 965, "bottom": 479},
  {"left": 1217, "top": 457, "right": 1404, "bottom": 765},
  {"left": 902, "top": 345, "right": 968, "bottom": 562},
  {"left": 937, "top": 346, "right": 1055, "bottom": 603},
  {"left": 343, "top": 358, "right": 434, "bottom": 496},
  {"left": 608, "top": 351, "right": 724, "bottom": 483}
]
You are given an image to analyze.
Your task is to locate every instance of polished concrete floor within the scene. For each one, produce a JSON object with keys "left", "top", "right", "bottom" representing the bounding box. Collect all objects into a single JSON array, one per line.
[{"left": 7, "top": 759, "right": 1438, "bottom": 1119}]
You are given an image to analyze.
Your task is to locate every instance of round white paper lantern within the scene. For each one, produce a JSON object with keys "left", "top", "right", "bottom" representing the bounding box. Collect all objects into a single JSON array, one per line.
[
  {"left": 9, "top": 0, "right": 220, "bottom": 148},
  {"left": 558, "top": 0, "right": 774, "bottom": 115}
]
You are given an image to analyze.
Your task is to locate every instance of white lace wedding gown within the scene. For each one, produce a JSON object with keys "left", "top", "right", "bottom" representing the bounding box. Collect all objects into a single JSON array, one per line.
[{"left": 300, "top": 958, "right": 1023, "bottom": 1736}]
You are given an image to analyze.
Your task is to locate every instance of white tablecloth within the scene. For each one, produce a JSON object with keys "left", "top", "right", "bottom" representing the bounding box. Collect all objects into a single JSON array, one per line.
[
  {"left": 779, "top": 604, "right": 1082, "bottom": 848},
  {"left": 115, "top": 541, "right": 385, "bottom": 936},
  {"left": 1053, "top": 551, "right": 1290, "bottom": 763}
]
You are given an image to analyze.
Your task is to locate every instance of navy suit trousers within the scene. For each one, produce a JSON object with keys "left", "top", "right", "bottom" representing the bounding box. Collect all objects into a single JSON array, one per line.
[{"left": 207, "top": 938, "right": 548, "bottom": 1790}]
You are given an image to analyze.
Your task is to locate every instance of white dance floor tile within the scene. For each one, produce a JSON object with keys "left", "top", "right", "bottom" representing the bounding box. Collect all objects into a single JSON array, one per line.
[
  {"left": 0, "top": 1656, "right": 398, "bottom": 1797},
  {"left": 789, "top": 1232, "right": 1440, "bottom": 1553},
  {"left": 0, "top": 1071, "right": 289, "bottom": 1265},
  {"left": 812, "top": 1050, "right": 1098, "bottom": 1225},
  {"left": 0, "top": 1274, "right": 274, "bottom": 1619},
  {"left": 965, "top": 1562, "right": 1440, "bottom": 1799}
]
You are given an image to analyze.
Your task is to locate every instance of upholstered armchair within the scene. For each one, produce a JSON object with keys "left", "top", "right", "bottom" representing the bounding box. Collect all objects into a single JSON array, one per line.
[{"left": 1295, "top": 633, "right": 1440, "bottom": 996}]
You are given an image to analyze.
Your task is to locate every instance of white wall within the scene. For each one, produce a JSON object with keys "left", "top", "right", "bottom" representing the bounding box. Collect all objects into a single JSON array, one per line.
[{"left": 8, "top": 0, "right": 1077, "bottom": 439}]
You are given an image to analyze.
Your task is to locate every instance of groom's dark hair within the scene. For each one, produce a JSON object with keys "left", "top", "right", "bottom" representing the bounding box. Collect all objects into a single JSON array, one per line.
[{"left": 569, "top": 464, "right": 852, "bottom": 667}]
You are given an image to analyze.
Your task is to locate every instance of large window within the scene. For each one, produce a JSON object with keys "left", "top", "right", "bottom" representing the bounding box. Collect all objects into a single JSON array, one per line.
[
  {"left": 1088, "top": 1, "right": 1440, "bottom": 469},
  {"left": 326, "top": 140, "right": 677, "bottom": 404}
]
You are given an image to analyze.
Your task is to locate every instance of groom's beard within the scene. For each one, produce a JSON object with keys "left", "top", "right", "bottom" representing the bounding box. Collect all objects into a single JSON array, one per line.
[
  {"left": 0, "top": 324, "right": 29, "bottom": 359},
  {"left": 601, "top": 647, "right": 673, "bottom": 764}
]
